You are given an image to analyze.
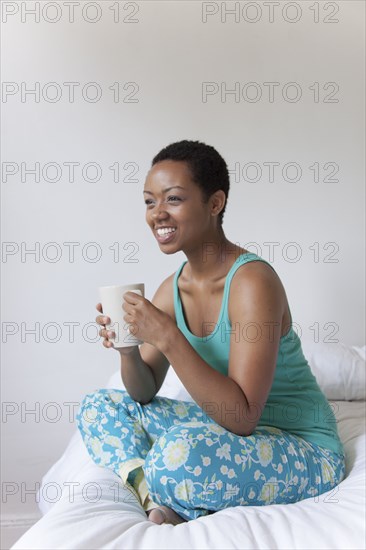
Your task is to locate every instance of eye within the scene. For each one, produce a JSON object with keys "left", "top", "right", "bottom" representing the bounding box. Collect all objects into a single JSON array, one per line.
[{"left": 144, "top": 196, "right": 182, "bottom": 206}]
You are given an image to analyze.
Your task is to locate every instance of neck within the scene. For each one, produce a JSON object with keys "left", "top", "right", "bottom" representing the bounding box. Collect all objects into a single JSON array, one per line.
[{"left": 182, "top": 228, "right": 242, "bottom": 284}]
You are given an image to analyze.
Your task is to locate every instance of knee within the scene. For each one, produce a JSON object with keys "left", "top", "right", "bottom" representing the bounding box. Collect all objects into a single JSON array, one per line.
[
  {"left": 76, "top": 389, "right": 129, "bottom": 431},
  {"left": 143, "top": 422, "right": 207, "bottom": 489},
  {"left": 143, "top": 423, "right": 209, "bottom": 507},
  {"left": 162, "top": 421, "right": 212, "bottom": 459}
]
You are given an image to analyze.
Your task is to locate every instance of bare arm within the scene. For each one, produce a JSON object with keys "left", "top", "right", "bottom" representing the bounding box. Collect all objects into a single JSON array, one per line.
[
  {"left": 159, "top": 329, "right": 251, "bottom": 435},
  {"left": 119, "top": 346, "right": 157, "bottom": 404},
  {"left": 158, "top": 265, "right": 284, "bottom": 436},
  {"left": 98, "top": 274, "right": 174, "bottom": 404}
]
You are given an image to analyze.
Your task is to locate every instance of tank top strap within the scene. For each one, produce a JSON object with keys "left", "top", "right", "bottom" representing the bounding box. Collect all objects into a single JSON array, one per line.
[
  {"left": 175, "top": 252, "right": 273, "bottom": 298},
  {"left": 221, "top": 252, "right": 293, "bottom": 328},
  {"left": 222, "top": 252, "right": 264, "bottom": 316},
  {"left": 174, "top": 260, "right": 187, "bottom": 290},
  {"left": 174, "top": 252, "right": 292, "bottom": 329},
  {"left": 174, "top": 253, "right": 258, "bottom": 298},
  {"left": 173, "top": 260, "right": 188, "bottom": 327},
  {"left": 222, "top": 252, "right": 264, "bottom": 302}
]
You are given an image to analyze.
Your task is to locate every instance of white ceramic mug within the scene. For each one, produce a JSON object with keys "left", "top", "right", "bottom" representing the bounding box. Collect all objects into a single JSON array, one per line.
[{"left": 98, "top": 283, "right": 145, "bottom": 348}]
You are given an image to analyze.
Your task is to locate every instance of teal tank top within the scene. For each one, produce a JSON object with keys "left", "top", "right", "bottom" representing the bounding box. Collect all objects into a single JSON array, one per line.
[{"left": 173, "top": 252, "right": 344, "bottom": 456}]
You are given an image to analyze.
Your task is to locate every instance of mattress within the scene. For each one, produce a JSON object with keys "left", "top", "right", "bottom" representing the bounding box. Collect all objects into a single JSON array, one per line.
[{"left": 11, "top": 343, "right": 366, "bottom": 549}]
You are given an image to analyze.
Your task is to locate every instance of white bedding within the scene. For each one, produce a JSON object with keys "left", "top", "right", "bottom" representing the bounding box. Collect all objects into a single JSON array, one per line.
[{"left": 12, "top": 343, "right": 366, "bottom": 550}]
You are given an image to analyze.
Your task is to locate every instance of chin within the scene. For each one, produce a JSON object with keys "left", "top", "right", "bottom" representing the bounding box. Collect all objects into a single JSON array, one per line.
[{"left": 158, "top": 246, "right": 179, "bottom": 256}]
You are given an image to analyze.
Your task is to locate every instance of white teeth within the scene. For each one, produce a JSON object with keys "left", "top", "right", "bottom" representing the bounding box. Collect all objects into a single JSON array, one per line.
[{"left": 157, "top": 227, "right": 176, "bottom": 236}]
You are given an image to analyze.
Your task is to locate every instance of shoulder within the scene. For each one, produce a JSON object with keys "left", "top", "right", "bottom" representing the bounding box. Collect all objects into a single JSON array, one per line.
[
  {"left": 232, "top": 257, "right": 284, "bottom": 288},
  {"left": 229, "top": 259, "right": 286, "bottom": 313}
]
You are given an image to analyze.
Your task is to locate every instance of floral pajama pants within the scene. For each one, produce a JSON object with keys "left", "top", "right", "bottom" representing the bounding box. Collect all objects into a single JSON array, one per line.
[{"left": 76, "top": 388, "right": 346, "bottom": 522}]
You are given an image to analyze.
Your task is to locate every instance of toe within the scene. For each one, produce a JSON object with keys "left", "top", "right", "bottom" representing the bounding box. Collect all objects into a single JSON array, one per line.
[{"left": 147, "top": 507, "right": 167, "bottom": 525}]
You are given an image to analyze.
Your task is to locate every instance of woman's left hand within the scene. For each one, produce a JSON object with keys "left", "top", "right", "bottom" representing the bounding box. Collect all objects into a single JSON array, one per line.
[{"left": 122, "top": 291, "right": 174, "bottom": 349}]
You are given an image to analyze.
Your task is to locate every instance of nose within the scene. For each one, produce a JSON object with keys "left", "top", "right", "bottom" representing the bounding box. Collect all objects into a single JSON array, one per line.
[{"left": 151, "top": 203, "right": 169, "bottom": 221}]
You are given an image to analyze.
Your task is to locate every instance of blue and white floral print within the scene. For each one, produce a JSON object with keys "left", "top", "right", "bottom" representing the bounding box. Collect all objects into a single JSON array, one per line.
[{"left": 77, "top": 389, "right": 345, "bottom": 521}]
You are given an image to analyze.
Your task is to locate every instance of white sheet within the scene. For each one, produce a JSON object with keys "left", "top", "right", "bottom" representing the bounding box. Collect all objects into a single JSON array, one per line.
[
  {"left": 300, "top": 341, "right": 366, "bottom": 401},
  {"left": 12, "top": 341, "right": 366, "bottom": 549},
  {"left": 11, "top": 397, "right": 366, "bottom": 550}
]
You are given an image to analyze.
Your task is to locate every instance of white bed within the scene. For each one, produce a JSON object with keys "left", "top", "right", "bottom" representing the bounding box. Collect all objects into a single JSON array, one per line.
[{"left": 12, "top": 342, "right": 366, "bottom": 550}]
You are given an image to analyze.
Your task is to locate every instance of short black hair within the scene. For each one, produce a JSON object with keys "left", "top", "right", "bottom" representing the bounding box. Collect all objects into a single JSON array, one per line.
[{"left": 151, "top": 139, "right": 230, "bottom": 227}]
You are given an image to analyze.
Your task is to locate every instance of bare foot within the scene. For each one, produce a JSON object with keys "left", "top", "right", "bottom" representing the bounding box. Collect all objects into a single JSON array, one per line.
[{"left": 146, "top": 506, "right": 187, "bottom": 526}]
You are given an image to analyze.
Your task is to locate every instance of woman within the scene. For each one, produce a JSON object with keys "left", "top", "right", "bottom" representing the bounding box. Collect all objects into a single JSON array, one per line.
[{"left": 77, "top": 140, "right": 345, "bottom": 526}]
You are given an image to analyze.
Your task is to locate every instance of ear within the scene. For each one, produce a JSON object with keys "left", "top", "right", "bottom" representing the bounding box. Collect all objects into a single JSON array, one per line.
[{"left": 210, "top": 190, "right": 226, "bottom": 217}]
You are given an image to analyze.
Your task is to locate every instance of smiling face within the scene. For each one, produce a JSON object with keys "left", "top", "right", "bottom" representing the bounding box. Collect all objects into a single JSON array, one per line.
[{"left": 143, "top": 160, "right": 225, "bottom": 255}]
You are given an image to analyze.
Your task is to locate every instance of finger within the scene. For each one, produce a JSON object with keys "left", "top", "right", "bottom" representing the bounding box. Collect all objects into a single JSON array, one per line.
[
  {"left": 96, "top": 315, "right": 111, "bottom": 326},
  {"left": 99, "top": 328, "right": 115, "bottom": 338},
  {"left": 123, "top": 292, "right": 142, "bottom": 304},
  {"left": 96, "top": 303, "right": 103, "bottom": 313}
]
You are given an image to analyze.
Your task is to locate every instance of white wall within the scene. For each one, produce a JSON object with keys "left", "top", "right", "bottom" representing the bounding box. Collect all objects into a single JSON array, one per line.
[{"left": 1, "top": 0, "right": 365, "bottom": 537}]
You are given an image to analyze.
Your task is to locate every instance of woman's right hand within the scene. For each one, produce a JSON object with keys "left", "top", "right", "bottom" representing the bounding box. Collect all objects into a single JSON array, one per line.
[{"left": 96, "top": 303, "right": 136, "bottom": 354}]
